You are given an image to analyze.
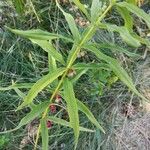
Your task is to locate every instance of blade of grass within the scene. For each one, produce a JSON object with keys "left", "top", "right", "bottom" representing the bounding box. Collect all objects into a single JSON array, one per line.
[{"left": 12, "top": 0, "right": 25, "bottom": 15}]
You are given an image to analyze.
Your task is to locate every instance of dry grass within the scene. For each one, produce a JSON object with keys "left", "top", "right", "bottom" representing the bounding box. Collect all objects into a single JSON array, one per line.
[
  {"left": 109, "top": 55, "right": 150, "bottom": 150},
  {"left": 114, "top": 112, "right": 150, "bottom": 150}
]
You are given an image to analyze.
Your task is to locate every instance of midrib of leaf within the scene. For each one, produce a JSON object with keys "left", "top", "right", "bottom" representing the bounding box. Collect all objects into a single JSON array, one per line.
[{"left": 34, "top": 3, "right": 113, "bottom": 149}]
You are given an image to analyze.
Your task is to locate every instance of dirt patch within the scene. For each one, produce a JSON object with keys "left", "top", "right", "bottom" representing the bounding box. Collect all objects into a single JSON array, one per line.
[
  {"left": 114, "top": 113, "right": 150, "bottom": 150},
  {"left": 112, "top": 56, "right": 150, "bottom": 150}
]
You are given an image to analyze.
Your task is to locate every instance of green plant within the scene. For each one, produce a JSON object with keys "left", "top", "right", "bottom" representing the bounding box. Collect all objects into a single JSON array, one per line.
[
  {"left": 0, "top": 0, "right": 150, "bottom": 149},
  {"left": 0, "top": 135, "right": 10, "bottom": 149}
]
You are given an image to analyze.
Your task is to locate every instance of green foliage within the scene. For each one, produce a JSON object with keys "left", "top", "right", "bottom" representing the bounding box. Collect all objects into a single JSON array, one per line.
[
  {"left": 77, "top": 99, "right": 105, "bottom": 133},
  {"left": 70, "top": 0, "right": 90, "bottom": 19},
  {"left": 30, "top": 39, "right": 65, "bottom": 65},
  {"left": 41, "top": 119, "right": 49, "bottom": 150},
  {"left": 0, "top": 101, "right": 49, "bottom": 134},
  {"left": 126, "top": 0, "right": 137, "bottom": 5},
  {"left": 94, "top": 43, "right": 140, "bottom": 57},
  {"left": 0, "top": 83, "right": 33, "bottom": 91},
  {"left": 117, "top": 2, "right": 150, "bottom": 29},
  {"left": 0, "top": 135, "right": 10, "bottom": 149},
  {"left": 17, "top": 68, "right": 66, "bottom": 110},
  {"left": 105, "top": 24, "right": 141, "bottom": 47},
  {"left": 18, "top": 101, "right": 49, "bottom": 128},
  {"left": 56, "top": 0, "right": 81, "bottom": 41},
  {"left": 63, "top": 78, "right": 79, "bottom": 148},
  {"left": 6, "top": 27, "right": 73, "bottom": 42},
  {"left": 47, "top": 116, "right": 95, "bottom": 132},
  {"left": 12, "top": 0, "right": 25, "bottom": 15},
  {"left": 1, "top": 0, "right": 150, "bottom": 149},
  {"left": 116, "top": 6, "right": 133, "bottom": 31},
  {"left": 84, "top": 44, "right": 147, "bottom": 101},
  {"left": 91, "top": 0, "right": 103, "bottom": 23}
]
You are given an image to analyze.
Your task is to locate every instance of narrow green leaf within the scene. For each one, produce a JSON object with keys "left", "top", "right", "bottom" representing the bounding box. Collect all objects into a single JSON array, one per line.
[
  {"left": 47, "top": 55, "right": 58, "bottom": 86},
  {"left": 132, "top": 33, "right": 150, "bottom": 48},
  {"left": 94, "top": 43, "right": 140, "bottom": 57},
  {"left": 117, "top": 2, "right": 150, "bottom": 29},
  {"left": 18, "top": 101, "right": 49, "bottom": 127},
  {"left": 116, "top": 6, "right": 133, "bottom": 31},
  {"left": 48, "top": 55, "right": 57, "bottom": 72},
  {"left": 77, "top": 99, "right": 105, "bottom": 133},
  {"left": 68, "top": 48, "right": 112, "bottom": 84},
  {"left": 12, "top": 0, "right": 24, "bottom": 15},
  {"left": 17, "top": 68, "right": 66, "bottom": 110},
  {"left": 41, "top": 119, "right": 49, "bottom": 150},
  {"left": 70, "top": 0, "right": 90, "bottom": 19},
  {"left": 0, "top": 83, "right": 34, "bottom": 91},
  {"left": 0, "top": 101, "right": 49, "bottom": 134},
  {"left": 79, "top": 126, "right": 94, "bottom": 133},
  {"left": 84, "top": 45, "right": 147, "bottom": 101},
  {"left": 126, "top": 0, "right": 137, "bottom": 5},
  {"left": 98, "top": 23, "right": 141, "bottom": 47},
  {"left": 63, "top": 78, "right": 79, "bottom": 147},
  {"left": 47, "top": 116, "right": 95, "bottom": 132},
  {"left": 56, "top": 1, "right": 81, "bottom": 41},
  {"left": 12, "top": 83, "right": 34, "bottom": 89},
  {"left": 6, "top": 27, "right": 58, "bottom": 40},
  {"left": 30, "top": 39, "right": 65, "bottom": 65},
  {"left": 73, "top": 63, "right": 109, "bottom": 70},
  {"left": 14, "top": 88, "right": 25, "bottom": 98},
  {"left": 70, "top": 58, "right": 108, "bottom": 84},
  {"left": 6, "top": 27, "right": 73, "bottom": 42},
  {"left": 12, "top": 81, "right": 39, "bottom": 109},
  {"left": 81, "top": 26, "right": 97, "bottom": 45},
  {"left": 105, "top": 24, "right": 141, "bottom": 47},
  {"left": 91, "top": 0, "right": 103, "bottom": 23},
  {"left": 48, "top": 116, "right": 70, "bottom": 127},
  {"left": 71, "top": 69, "right": 89, "bottom": 84}
]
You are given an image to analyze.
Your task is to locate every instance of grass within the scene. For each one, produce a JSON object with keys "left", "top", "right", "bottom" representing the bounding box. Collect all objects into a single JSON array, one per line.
[{"left": 0, "top": 0, "right": 150, "bottom": 149}]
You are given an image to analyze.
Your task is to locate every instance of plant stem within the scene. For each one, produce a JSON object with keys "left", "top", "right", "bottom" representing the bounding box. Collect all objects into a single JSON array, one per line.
[{"left": 34, "top": 2, "right": 113, "bottom": 149}]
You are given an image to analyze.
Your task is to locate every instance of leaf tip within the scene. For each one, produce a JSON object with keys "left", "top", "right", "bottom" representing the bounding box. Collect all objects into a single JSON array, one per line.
[{"left": 16, "top": 102, "right": 25, "bottom": 111}]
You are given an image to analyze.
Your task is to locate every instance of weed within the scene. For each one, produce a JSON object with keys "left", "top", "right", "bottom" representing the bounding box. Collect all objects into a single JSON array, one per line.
[{"left": 0, "top": 0, "right": 150, "bottom": 149}]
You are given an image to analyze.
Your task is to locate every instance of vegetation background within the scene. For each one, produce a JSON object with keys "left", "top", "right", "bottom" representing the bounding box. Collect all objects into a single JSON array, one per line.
[{"left": 0, "top": 0, "right": 150, "bottom": 149}]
